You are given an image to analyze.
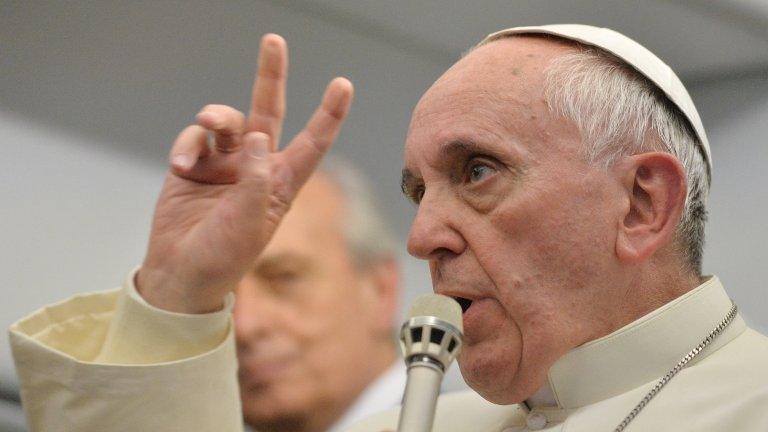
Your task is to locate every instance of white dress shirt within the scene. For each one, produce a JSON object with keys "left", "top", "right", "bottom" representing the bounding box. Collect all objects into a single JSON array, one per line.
[
  {"left": 242, "top": 361, "right": 406, "bottom": 432},
  {"left": 328, "top": 361, "right": 406, "bottom": 432}
]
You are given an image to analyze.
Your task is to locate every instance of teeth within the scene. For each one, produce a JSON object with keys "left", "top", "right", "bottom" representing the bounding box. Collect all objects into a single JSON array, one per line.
[{"left": 453, "top": 296, "right": 473, "bottom": 313}]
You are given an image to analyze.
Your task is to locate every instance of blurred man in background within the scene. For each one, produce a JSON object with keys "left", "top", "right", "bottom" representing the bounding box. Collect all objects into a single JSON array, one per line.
[{"left": 235, "top": 162, "right": 403, "bottom": 432}]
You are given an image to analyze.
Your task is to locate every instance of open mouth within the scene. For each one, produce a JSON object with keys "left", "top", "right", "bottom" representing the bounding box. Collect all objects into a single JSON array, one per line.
[{"left": 452, "top": 296, "right": 473, "bottom": 314}]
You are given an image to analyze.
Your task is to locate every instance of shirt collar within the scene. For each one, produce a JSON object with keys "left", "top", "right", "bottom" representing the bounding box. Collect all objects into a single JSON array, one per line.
[
  {"left": 544, "top": 275, "right": 745, "bottom": 409},
  {"left": 328, "top": 360, "right": 406, "bottom": 432}
]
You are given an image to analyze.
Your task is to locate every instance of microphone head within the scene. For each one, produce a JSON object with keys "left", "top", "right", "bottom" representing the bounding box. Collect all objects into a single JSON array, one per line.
[
  {"left": 400, "top": 294, "right": 464, "bottom": 372},
  {"left": 407, "top": 294, "right": 463, "bottom": 333}
]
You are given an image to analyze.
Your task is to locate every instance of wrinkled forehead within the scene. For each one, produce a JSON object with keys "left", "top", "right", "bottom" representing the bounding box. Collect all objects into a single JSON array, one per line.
[
  {"left": 419, "top": 38, "right": 555, "bottom": 107},
  {"left": 405, "top": 36, "right": 578, "bottom": 167}
]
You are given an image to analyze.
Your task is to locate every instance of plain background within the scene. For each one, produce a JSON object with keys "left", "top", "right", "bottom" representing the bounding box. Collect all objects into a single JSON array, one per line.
[{"left": 1, "top": 1, "right": 767, "bottom": 429}]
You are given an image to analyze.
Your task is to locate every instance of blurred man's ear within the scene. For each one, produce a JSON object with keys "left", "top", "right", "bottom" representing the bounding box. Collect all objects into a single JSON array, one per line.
[
  {"left": 360, "top": 257, "right": 400, "bottom": 339},
  {"left": 614, "top": 152, "right": 687, "bottom": 265}
]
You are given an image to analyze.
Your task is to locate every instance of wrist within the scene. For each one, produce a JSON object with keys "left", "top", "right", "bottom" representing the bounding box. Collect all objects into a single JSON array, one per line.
[{"left": 135, "top": 267, "right": 227, "bottom": 314}]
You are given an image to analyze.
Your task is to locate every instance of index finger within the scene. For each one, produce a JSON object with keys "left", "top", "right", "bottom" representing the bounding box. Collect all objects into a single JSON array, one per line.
[{"left": 246, "top": 33, "right": 288, "bottom": 151}]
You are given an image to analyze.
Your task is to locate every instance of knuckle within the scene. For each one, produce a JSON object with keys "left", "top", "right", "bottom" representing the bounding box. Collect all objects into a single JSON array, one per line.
[
  {"left": 252, "top": 102, "right": 285, "bottom": 120},
  {"left": 323, "top": 105, "right": 345, "bottom": 121},
  {"left": 258, "top": 68, "right": 284, "bottom": 81}
]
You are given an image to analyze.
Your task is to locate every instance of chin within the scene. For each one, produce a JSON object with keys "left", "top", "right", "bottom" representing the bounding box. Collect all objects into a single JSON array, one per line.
[
  {"left": 242, "top": 395, "right": 311, "bottom": 432},
  {"left": 458, "top": 344, "right": 528, "bottom": 405},
  {"left": 244, "top": 410, "right": 308, "bottom": 432},
  {"left": 240, "top": 381, "right": 309, "bottom": 419}
]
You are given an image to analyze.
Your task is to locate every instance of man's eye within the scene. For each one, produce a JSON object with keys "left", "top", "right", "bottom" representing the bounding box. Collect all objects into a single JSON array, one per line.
[
  {"left": 407, "top": 185, "right": 425, "bottom": 204},
  {"left": 467, "top": 162, "right": 494, "bottom": 183},
  {"left": 263, "top": 269, "right": 301, "bottom": 285},
  {"left": 415, "top": 186, "right": 425, "bottom": 203}
]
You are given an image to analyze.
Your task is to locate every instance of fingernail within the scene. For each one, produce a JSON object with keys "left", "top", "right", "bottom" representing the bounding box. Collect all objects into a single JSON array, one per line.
[
  {"left": 172, "top": 154, "right": 192, "bottom": 169},
  {"left": 246, "top": 132, "right": 270, "bottom": 159}
]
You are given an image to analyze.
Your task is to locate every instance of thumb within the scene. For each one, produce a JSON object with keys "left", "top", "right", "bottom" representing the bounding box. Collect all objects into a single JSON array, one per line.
[
  {"left": 228, "top": 132, "right": 272, "bottom": 237},
  {"left": 241, "top": 131, "right": 272, "bottom": 182}
]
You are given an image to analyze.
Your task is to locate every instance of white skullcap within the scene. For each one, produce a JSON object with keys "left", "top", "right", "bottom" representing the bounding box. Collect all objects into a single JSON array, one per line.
[{"left": 480, "top": 24, "right": 712, "bottom": 175}]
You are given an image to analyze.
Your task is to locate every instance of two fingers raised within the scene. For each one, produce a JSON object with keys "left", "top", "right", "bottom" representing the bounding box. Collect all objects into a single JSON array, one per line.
[{"left": 168, "top": 33, "right": 353, "bottom": 189}]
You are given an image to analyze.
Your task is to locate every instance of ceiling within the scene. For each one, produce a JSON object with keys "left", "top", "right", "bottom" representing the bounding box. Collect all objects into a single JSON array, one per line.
[
  {"left": 2, "top": 1, "right": 766, "bottom": 161},
  {"left": 299, "top": 0, "right": 768, "bottom": 80}
]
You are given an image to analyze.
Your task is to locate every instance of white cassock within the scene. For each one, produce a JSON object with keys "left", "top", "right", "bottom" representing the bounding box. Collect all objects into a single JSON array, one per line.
[{"left": 9, "top": 272, "right": 768, "bottom": 431}]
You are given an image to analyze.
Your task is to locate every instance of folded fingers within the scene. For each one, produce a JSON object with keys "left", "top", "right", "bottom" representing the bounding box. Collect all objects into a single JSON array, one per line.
[
  {"left": 170, "top": 125, "right": 209, "bottom": 172},
  {"left": 196, "top": 104, "right": 246, "bottom": 153}
]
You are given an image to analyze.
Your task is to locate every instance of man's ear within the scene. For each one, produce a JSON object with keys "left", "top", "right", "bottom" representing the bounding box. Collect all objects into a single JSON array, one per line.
[
  {"left": 614, "top": 152, "right": 687, "bottom": 264},
  {"left": 360, "top": 257, "right": 400, "bottom": 337}
]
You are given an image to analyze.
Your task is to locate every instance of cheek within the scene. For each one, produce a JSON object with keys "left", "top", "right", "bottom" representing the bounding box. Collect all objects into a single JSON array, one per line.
[
  {"left": 295, "top": 281, "right": 368, "bottom": 365},
  {"left": 486, "top": 178, "right": 616, "bottom": 292},
  {"left": 458, "top": 299, "right": 523, "bottom": 400}
]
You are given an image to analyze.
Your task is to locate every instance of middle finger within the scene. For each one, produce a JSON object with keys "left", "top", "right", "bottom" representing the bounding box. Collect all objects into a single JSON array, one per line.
[{"left": 246, "top": 33, "right": 288, "bottom": 151}]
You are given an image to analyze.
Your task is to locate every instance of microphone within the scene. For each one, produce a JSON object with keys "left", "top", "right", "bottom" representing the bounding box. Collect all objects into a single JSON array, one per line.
[{"left": 397, "top": 294, "right": 464, "bottom": 432}]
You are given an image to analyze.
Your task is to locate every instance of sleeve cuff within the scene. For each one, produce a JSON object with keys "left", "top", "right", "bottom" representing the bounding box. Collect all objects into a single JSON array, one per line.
[{"left": 94, "top": 267, "right": 235, "bottom": 364}]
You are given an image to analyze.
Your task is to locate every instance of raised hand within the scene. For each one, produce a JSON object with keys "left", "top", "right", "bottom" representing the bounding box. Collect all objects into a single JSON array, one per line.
[{"left": 136, "top": 34, "right": 354, "bottom": 313}]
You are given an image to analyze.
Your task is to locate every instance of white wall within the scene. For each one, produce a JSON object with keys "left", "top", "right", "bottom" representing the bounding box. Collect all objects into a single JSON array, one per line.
[
  {"left": 692, "top": 71, "right": 768, "bottom": 334},
  {"left": 0, "top": 110, "right": 162, "bottom": 388}
]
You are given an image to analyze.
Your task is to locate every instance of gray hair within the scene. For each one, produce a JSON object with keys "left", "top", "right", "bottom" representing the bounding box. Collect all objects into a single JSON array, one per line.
[
  {"left": 542, "top": 46, "right": 709, "bottom": 273},
  {"left": 318, "top": 157, "right": 398, "bottom": 269}
]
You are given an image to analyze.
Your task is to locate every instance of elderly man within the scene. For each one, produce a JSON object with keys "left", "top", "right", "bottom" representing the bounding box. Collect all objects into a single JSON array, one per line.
[
  {"left": 234, "top": 163, "right": 402, "bottom": 432},
  {"left": 10, "top": 24, "right": 768, "bottom": 432}
]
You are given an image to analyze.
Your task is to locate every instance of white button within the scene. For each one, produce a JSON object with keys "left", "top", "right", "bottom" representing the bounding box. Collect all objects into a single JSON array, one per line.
[{"left": 525, "top": 412, "right": 548, "bottom": 430}]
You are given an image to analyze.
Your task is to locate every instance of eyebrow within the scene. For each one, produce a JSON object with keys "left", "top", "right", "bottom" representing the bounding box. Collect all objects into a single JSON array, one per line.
[
  {"left": 442, "top": 140, "right": 483, "bottom": 158},
  {"left": 254, "top": 253, "right": 313, "bottom": 273},
  {"left": 401, "top": 139, "right": 498, "bottom": 196}
]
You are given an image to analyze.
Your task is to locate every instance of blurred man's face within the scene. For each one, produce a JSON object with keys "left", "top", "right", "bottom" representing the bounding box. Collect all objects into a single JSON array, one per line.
[
  {"left": 234, "top": 175, "right": 397, "bottom": 430},
  {"left": 402, "top": 37, "right": 626, "bottom": 404}
]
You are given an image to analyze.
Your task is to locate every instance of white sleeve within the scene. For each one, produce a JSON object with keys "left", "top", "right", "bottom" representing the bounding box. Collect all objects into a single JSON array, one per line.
[{"left": 8, "top": 268, "right": 243, "bottom": 432}]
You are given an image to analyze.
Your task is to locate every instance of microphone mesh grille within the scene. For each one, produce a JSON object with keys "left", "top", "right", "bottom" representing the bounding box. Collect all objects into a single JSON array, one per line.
[{"left": 407, "top": 294, "right": 463, "bottom": 333}]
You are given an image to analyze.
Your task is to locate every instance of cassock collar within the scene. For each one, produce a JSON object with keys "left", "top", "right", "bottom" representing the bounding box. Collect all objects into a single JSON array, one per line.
[{"left": 542, "top": 275, "right": 746, "bottom": 409}]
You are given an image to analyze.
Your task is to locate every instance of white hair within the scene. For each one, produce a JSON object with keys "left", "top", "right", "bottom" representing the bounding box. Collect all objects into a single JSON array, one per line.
[
  {"left": 542, "top": 46, "right": 709, "bottom": 273},
  {"left": 318, "top": 157, "right": 397, "bottom": 269}
]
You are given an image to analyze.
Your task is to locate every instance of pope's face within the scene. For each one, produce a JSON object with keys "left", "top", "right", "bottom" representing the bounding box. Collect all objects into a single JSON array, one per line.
[{"left": 403, "top": 37, "right": 625, "bottom": 403}]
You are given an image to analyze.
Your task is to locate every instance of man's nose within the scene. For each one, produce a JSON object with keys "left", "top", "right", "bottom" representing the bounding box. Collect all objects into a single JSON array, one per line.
[
  {"left": 233, "top": 284, "right": 273, "bottom": 344},
  {"left": 406, "top": 193, "right": 466, "bottom": 260}
]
